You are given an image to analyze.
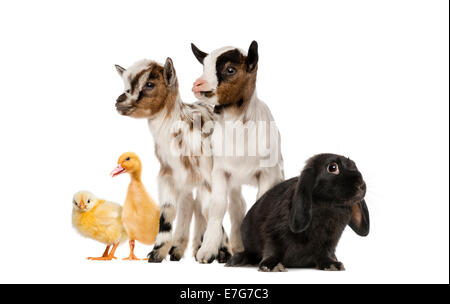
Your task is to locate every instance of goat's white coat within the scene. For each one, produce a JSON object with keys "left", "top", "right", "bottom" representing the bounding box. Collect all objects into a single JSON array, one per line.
[{"left": 194, "top": 47, "right": 284, "bottom": 263}]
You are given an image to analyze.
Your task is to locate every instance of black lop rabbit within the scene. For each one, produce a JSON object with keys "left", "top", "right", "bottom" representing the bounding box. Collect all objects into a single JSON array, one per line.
[{"left": 226, "top": 153, "right": 370, "bottom": 272}]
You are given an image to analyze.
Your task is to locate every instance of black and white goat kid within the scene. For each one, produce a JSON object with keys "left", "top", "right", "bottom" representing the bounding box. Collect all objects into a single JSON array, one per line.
[{"left": 191, "top": 41, "right": 285, "bottom": 263}]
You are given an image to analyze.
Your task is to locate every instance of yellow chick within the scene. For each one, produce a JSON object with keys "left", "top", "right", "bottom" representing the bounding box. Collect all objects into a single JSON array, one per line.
[
  {"left": 72, "top": 191, "right": 127, "bottom": 260},
  {"left": 111, "top": 152, "right": 160, "bottom": 260}
]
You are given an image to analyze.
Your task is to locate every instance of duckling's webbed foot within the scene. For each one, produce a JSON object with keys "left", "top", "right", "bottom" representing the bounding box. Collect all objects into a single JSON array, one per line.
[{"left": 122, "top": 240, "right": 142, "bottom": 261}]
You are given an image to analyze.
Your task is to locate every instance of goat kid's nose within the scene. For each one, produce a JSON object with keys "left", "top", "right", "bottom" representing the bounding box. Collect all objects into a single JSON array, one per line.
[
  {"left": 194, "top": 78, "right": 206, "bottom": 86},
  {"left": 192, "top": 78, "right": 207, "bottom": 93},
  {"left": 116, "top": 93, "right": 127, "bottom": 103}
]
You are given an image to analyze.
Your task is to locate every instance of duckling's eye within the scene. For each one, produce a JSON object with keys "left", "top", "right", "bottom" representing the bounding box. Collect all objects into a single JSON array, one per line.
[
  {"left": 327, "top": 162, "right": 340, "bottom": 175},
  {"left": 145, "top": 82, "right": 155, "bottom": 90},
  {"left": 126, "top": 157, "right": 130, "bottom": 161},
  {"left": 87, "top": 200, "right": 90, "bottom": 204}
]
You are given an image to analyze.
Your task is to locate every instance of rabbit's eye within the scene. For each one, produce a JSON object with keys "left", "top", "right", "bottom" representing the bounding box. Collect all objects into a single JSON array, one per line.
[{"left": 327, "top": 163, "right": 340, "bottom": 175}]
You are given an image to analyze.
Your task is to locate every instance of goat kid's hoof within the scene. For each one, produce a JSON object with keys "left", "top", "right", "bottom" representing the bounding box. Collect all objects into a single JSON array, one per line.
[
  {"left": 259, "top": 263, "right": 288, "bottom": 272},
  {"left": 170, "top": 254, "right": 182, "bottom": 262},
  {"left": 196, "top": 248, "right": 217, "bottom": 264},
  {"left": 319, "top": 262, "right": 346, "bottom": 271},
  {"left": 197, "top": 256, "right": 215, "bottom": 264},
  {"left": 147, "top": 250, "right": 165, "bottom": 263},
  {"left": 192, "top": 245, "right": 201, "bottom": 259},
  {"left": 217, "top": 247, "right": 232, "bottom": 264},
  {"left": 169, "top": 246, "right": 183, "bottom": 262}
]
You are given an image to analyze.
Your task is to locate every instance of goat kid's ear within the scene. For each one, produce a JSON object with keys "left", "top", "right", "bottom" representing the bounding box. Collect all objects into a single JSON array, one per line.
[
  {"left": 115, "top": 64, "right": 126, "bottom": 76},
  {"left": 349, "top": 199, "right": 370, "bottom": 237},
  {"left": 163, "top": 57, "right": 177, "bottom": 88},
  {"left": 191, "top": 43, "right": 208, "bottom": 64},
  {"left": 289, "top": 167, "right": 314, "bottom": 233},
  {"left": 246, "top": 40, "right": 259, "bottom": 72}
]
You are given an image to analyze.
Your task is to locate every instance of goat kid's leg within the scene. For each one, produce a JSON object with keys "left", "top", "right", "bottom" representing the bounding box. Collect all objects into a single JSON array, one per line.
[
  {"left": 192, "top": 191, "right": 208, "bottom": 258},
  {"left": 196, "top": 171, "right": 228, "bottom": 264},
  {"left": 217, "top": 226, "right": 232, "bottom": 263},
  {"left": 196, "top": 183, "right": 231, "bottom": 263},
  {"left": 169, "top": 192, "right": 195, "bottom": 262},
  {"left": 228, "top": 187, "right": 246, "bottom": 254},
  {"left": 256, "top": 169, "right": 284, "bottom": 200},
  {"left": 148, "top": 203, "right": 177, "bottom": 263},
  {"left": 148, "top": 177, "right": 178, "bottom": 263}
]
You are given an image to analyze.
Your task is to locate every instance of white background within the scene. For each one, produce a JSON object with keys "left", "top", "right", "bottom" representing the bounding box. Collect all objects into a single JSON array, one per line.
[{"left": 0, "top": 0, "right": 448, "bottom": 284}]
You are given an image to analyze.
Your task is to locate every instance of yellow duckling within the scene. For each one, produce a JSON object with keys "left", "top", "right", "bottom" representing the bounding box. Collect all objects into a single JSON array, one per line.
[
  {"left": 111, "top": 152, "right": 160, "bottom": 260},
  {"left": 72, "top": 191, "right": 127, "bottom": 260}
]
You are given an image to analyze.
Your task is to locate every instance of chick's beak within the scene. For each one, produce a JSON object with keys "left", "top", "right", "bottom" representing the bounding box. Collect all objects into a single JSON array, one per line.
[
  {"left": 79, "top": 200, "right": 86, "bottom": 210},
  {"left": 111, "top": 164, "right": 126, "bottom": 177}
]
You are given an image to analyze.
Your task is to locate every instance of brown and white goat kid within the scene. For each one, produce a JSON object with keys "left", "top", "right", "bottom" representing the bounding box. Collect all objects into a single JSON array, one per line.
[
  {"left": 115, "top": 58, "right": 231, "bottom": 263},
  {"left": 191, "top": 41, "right": 285, "bottom": 263}
]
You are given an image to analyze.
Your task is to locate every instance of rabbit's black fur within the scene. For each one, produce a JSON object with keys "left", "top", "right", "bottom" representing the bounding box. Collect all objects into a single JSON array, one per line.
[{"left": 226, "top": 153, "right": 370, "bottom": 271}]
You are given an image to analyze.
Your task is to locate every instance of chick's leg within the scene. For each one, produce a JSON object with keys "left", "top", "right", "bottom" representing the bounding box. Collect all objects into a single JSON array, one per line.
[
  {"left": 102, "top": 245, "right": 111, "bottom": 257},
  {"left": 123, "top": 240, "right": 141, "bottom": 261},
  {"left": 87, "top": 245, "right": 111, "bottom": 260},
  {"left": 107, "top": 243, "right": 119, "bottom": 260},
  {"left": 88, "top": 244, "right": 119, "bottom": 261}
]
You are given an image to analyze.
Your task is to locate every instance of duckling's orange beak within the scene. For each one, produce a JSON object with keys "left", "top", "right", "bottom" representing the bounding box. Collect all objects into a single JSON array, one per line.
[{"left": 111, "top": 164, "right": 126, "bottom": 177}]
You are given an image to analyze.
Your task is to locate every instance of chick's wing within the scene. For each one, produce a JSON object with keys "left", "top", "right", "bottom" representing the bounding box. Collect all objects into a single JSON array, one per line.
[{"left": 94, "top": 201, "right": 123, "bottom": 226}]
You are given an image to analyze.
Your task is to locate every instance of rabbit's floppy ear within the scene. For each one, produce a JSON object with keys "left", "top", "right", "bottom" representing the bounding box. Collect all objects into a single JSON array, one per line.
[
  {"left": 289, "top": 167, "right": 314, "bottom": 233},
  {"left": 349, "top": 199, "right": 370, "bottom": 236}
]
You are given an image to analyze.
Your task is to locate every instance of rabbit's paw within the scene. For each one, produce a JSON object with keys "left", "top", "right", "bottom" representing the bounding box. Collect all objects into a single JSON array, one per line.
[
  {"left": 259, "top": 263, "right": 287, "bottom": 272},
  {"left": 318, "top": 261, "right": 346, "bottom": 271}
]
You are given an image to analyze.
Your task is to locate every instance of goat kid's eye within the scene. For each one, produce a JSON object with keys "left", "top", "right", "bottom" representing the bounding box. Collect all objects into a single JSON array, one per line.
[
  {"left": 225, "top": 67, "right": 236, "bottom": 75},
  {"left": 327, "top": 163, "right": 340, "bottom": 175},
  {"left": 145, "top": 82, "right": 155, "bottom": 90}
]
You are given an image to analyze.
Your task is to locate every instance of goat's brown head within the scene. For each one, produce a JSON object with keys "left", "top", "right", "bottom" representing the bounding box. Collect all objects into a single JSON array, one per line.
[
  {"left": 191, "top": 41, "right": 259, "bottom": 113},
  {"left": 115, "top": 58, "right": 178, "bottom": 118}
]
